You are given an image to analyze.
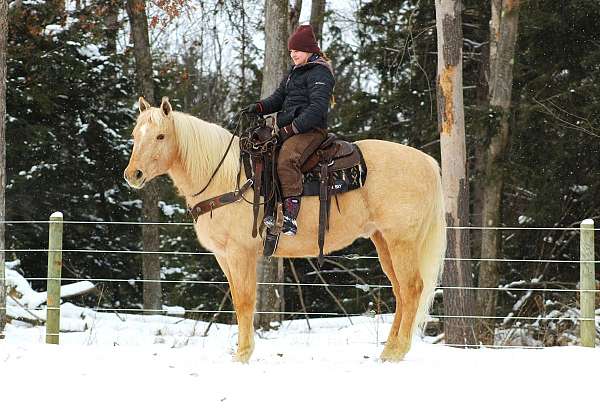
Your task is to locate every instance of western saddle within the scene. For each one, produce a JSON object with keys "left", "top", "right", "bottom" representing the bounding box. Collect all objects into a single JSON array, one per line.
[{"left": 241, "top": 122, "right": 367, "bottom": 265}]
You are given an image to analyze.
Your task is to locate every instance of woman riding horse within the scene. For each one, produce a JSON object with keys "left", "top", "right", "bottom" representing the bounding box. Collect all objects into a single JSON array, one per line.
[{"left": 244, "top": 24, "right": 335, "bottom": 236}]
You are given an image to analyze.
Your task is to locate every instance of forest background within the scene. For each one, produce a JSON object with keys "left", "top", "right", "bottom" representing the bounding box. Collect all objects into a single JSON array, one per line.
[{"left": 3, "top": 0, "right": 600, "bottom": 346}]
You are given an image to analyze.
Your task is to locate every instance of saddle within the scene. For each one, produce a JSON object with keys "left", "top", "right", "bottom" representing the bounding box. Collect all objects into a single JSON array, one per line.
[{"left": 241, "top": 125, "right": 368, "bottom": 266}]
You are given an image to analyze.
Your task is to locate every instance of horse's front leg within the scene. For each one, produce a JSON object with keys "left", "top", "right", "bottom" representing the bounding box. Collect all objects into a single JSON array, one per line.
[{"left": 218, "top": 249, "right": 258, "bottom": 363}]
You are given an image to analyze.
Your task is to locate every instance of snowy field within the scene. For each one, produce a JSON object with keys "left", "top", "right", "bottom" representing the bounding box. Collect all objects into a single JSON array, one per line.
[{"left": 2, "top": 306, "right": 598, "bottom": 409}]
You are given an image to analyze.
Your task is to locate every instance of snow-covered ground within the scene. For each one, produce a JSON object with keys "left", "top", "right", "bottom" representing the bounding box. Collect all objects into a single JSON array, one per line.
[{"left": 2, "top": 307, "right": 598, "bottom": 409}]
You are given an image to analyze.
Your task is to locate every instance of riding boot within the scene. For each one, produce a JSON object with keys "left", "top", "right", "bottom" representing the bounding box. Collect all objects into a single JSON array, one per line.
[
  {"left": 263, "top": 215, "right": 276, "bottom": 229},
  {"left": 282, "top": 196, "right": 301, "bottom": 236}
]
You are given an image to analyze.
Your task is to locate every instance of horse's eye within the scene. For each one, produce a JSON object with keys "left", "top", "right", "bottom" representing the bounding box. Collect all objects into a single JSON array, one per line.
[{"left": 157, "top": 134, "right": 165, "bottom": 140}]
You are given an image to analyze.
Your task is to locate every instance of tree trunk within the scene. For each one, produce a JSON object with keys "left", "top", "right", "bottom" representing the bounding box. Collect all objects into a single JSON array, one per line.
[
  {"left": 310, "top": 0, "right": 326, "bottom": 46},
  {"left": 104, "top": 0, "right": 120, "bottom": 55},
  {"left": 0, "top": 0, "right": 7, "bottom": 338},
  {"left": 53, "top": 0, "right": 66, "bottom": 25},
  {"left": 289, "top": 0, "right": 302, "bottom": 36},
  {"left": 126, "top": 0, "right": 162, "bottom": 314},
  {"left": 435, "top": 0, "right": 477, "bottom": 346},
  {"left": 255, "top": 0, "right": 289, "bottom": 331},
  {"left": 477, "top": 0, "right": 520, "bottom": 344}
]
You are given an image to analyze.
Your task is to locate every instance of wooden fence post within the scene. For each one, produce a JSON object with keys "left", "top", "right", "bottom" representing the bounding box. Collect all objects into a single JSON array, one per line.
[
  {"left": 46, "top": 212, "right": 63, "bottom": 345},
  {"left": 580, "top": 219, "right": 595, "bottom": 348}
]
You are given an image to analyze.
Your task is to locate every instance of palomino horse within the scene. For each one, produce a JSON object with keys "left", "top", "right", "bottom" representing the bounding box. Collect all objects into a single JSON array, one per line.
[{"left": 124, "top": 96, "right": 446, "bottom": 363}]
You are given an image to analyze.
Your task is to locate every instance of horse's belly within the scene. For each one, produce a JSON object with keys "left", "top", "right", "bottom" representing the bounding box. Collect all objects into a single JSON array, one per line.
[{"left": 274, "top": 191, "right": 372, "bottom": 257}]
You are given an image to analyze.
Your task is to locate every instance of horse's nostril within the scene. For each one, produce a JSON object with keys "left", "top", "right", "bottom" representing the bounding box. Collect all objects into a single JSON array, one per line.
[{"left": 135, "top": 169, "right": 143, "bottom": 180}]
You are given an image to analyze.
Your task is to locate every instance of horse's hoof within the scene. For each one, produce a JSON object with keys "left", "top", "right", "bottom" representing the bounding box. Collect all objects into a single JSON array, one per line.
[
  {"left": 380, "top": 351, "right": 406, "bottom": 362},
  {"left": 233, "top": 354, "right": 251, "bottom": 364},
  {"left": 380, "top": 341, "right": 409, "bottom": 362},
  {"left": 233, "top": 345, "right": 254, "bottom": 364}
]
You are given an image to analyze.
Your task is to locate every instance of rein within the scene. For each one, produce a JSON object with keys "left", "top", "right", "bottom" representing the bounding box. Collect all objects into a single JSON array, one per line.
[
  {"left": 191, "top": 116, "right": 242, "bottom": 198},
  {"left": 188, "top": 113, "right": 256, "bottom": 221}
]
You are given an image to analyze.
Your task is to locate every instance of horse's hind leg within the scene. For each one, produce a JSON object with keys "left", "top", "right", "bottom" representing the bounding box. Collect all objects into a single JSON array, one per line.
[
  {"left": 386, "top": 239, "right": 423, "bottom": 361},
  {"left": 219, "top": 251, "right": 258, "bottom": 363},
  {"left": 371, "top": 231, "right": 403, "bottom": 360}
]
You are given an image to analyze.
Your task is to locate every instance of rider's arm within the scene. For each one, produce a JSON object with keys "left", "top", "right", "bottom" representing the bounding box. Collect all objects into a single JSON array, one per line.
[{"left": 290, "top": 65, "right": 334, "bottom": 134}]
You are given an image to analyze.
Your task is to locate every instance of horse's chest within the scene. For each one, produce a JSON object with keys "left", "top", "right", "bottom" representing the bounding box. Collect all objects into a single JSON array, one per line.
[{"left": 193, "top": 218, "right": 229, "bottom": 254}]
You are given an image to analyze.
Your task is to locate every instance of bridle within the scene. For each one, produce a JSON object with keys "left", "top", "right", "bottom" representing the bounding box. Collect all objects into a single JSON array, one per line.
[{"left": 187, "top": 112, "right": 263, "bottom": 222}]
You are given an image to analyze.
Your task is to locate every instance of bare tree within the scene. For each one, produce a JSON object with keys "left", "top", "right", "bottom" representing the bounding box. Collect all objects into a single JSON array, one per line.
[
  {"left": 104, "top": 0, "right": 120, "bottom": 55},
  {"left": 254, "top": 0, "right": 289, "bottom": 331},
  {"left": 0, "top": 0, "right": 7, "bottom": 338},
  {"left": 310, "top": 0, "right": 326, "bottom": 45},
  {"left": 434, "top": 0, "right": 477, "bottom": 346},
  {"left": 477, "top": 0, "right": 521, "bottom": 344},
  {"left": 289, "top": 0, "right": 302, "bottom": 35},
  {"left": 126, "top": 0, "right": 162, "bottom": 314}
]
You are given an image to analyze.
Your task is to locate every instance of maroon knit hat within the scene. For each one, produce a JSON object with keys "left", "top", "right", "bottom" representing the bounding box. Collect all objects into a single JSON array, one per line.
[{"left": 288, "top": 25, "right": 321, "bottom": 54}]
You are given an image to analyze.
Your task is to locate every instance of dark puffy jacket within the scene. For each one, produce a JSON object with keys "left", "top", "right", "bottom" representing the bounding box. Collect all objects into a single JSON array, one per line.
[{"left": 258, "top": 55, "right": 335, "bottom": 134}]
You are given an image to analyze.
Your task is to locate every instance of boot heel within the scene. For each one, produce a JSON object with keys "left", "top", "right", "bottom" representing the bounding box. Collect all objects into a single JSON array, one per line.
[{"left": 263, "top": 215, "right": 276, "bottom": 229}]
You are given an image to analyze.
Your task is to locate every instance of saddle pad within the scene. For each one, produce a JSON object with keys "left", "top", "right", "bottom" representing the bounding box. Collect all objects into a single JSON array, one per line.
[{"left": 302, "top": 149, "right": 367, "bottom": 196}]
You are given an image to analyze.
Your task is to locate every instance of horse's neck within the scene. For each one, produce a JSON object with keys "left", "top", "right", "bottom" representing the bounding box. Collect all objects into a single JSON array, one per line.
[{"left": 168, "top": 137, "right": 244, "bottom": 206}]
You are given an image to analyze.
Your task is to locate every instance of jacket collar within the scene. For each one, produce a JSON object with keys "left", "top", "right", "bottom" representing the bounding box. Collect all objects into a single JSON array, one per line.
[{"left": 291, "top": 54, "right": 334, "bottom": 75}]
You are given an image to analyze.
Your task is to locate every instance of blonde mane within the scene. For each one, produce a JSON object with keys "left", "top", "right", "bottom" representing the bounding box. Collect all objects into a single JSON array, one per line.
[{"left": 144, "top": 108, "right": 240, "bottom": 188}]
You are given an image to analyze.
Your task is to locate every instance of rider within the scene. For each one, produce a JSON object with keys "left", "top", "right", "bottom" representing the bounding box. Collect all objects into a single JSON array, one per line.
[{"left": 245, "top": 24, "right": 335, "bottom": 236}]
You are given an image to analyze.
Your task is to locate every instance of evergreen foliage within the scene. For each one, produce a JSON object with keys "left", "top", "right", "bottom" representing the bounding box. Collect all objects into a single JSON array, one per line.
[{"left": 4, "top": 0, "right": 600, "bottom": 341}]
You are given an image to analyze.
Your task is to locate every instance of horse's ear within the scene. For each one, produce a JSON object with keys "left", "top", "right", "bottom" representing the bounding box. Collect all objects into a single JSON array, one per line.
[
  {"left": 138, "top": 96, "right": 151, "bottom": 113},
  {"left": 160, "top": 96, "right": 172, "bottom": 117}
]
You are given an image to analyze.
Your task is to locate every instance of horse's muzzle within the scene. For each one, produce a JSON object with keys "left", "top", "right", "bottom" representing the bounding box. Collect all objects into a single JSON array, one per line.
[{"left": 124, "top": 168, "right": 146, "bottom": 189}]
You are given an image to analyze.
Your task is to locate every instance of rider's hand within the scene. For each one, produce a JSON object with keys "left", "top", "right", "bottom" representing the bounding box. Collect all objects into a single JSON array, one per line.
[{"left": 242, "top": 103, "right": 261, "bottom": 115}]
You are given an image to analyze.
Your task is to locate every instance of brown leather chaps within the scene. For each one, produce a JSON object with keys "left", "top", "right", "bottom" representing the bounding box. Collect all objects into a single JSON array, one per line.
[{"left": 277, "top": 130, "right": 327, "bottom": 197}]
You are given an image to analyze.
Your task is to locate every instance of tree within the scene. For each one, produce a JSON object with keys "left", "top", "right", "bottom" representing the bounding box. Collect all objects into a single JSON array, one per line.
[
  {"left": 289, "top": 0, "right": 302, "bottom": 35},
  {"left": 103, "top": 0, "right": 120, "bottom": 55},
  {"left": 310, "top": 0, "right": 326, "bottom": 45},
  {"left": 477, "top": 0, "right": 521, "bottom": 344},
  {"left": 126, "top": 0, "right": 162, "bottom": 314},
  {"left": 0, "top": 0, "right": 7, "bottom": 338},
  {"left": 434, "top": 0, "right": 477, "bottom": 346},
  {"left": 255, "top": 0, "right": 289, "bottom": 330}
]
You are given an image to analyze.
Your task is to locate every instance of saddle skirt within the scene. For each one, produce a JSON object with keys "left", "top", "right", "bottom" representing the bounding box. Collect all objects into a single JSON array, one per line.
[{"left": 300, "top": 134, "right": 367, "bottom": 196}]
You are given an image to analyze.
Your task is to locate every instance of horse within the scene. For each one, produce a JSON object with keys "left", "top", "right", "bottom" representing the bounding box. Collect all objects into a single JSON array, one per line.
[{"left": 124, "top": 96, "right": 446, "bottom": 363}]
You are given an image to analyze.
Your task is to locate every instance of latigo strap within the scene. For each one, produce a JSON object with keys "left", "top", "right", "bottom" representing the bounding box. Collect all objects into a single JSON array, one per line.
[{"left": 188, "top": 179, "right": 253, "bottom": 222}]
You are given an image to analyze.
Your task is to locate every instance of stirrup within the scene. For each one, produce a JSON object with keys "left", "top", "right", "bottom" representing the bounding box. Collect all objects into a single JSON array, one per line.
[
  {"left": 263, "top": 215, "right": 276, "bottom": 229},
  {"left": 282, "top": 216, "right": 298, "bottom": 236}
]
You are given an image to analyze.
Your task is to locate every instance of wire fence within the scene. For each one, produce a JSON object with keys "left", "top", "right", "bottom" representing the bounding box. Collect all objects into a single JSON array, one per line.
[
  {"left": 1, "top": 219, "right": 598, "bottom": 348},
  {"left": 2, "top": 219, "right": 600, "bottom": 230},
  {"left": 4, "top": 276, "right": 600, "bottom": 292}
]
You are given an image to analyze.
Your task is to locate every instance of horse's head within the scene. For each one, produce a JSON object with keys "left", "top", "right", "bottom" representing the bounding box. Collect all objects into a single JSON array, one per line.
[{"left": 124, "top": 96, "right": 178, "bottom": 189}]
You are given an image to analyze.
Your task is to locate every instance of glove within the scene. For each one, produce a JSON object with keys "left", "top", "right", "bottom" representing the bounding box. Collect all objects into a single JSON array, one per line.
[
  {"left": 242, "top": 103, "right": 261, "bottom": 115},
  {"left": 278, "top": 124, "right": 295, "bottom": 141}
]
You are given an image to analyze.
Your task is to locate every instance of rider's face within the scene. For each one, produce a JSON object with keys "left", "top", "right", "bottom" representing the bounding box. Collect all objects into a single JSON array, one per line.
[{"left": 290, "top": 49, "right": 311, "bottom": 66}]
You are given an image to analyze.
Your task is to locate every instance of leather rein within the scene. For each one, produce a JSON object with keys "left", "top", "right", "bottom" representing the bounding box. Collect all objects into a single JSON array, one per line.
[{"left": 187, "top": 114, "right": 255, "bottom": 222}]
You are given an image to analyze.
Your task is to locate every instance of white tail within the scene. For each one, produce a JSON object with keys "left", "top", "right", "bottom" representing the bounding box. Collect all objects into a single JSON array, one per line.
[{"left": 413, "top": 157, "right": 446, "bottom": 334}]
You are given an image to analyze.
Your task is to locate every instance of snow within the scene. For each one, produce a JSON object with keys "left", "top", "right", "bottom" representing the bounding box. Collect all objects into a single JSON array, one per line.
[
  {"left": 518, "top": 215, "right": 533, "bottom": 224},
  {"left": 5, "top": 262, "right": 95, "bottom": 320},
  {"left": 159, "top": 200, "right": 186, "bottom": 217},
  {"left": 43, "top": 24, "right": 65, "bottom": 36},
  {"left": 570, "top": 184, "right": 589, "bottom": 194},
  {"left": 2, "top": 307, "right": 598, "bottom": 408},
  {"left": 77, "top": 44, "right": 109, "bottom": 62}
]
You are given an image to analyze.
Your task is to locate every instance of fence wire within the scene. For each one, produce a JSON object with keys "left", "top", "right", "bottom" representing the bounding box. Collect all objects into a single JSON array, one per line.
[
  {"left": 2, "top": 276, "right": 599, "bottom": 293},
  {"left": 2, "top": 219, "right": 598, "bottom": 349},
  {"left": 1, "top": 306, "right": 598, "bottom": 322},
  {"left": 2, "top": 248, "right": 599, "bottom": 265},
  {"left": 2, "top": 219, "right": 600, "bottom": 231}
]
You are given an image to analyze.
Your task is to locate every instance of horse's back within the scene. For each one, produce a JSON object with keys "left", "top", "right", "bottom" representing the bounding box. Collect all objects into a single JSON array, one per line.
[{"left": 356, "top": 139, "right": 441, "bottom": 238}]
